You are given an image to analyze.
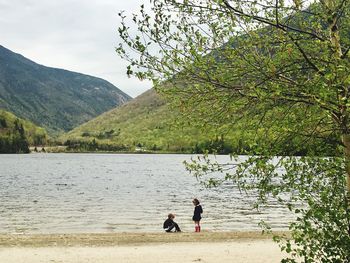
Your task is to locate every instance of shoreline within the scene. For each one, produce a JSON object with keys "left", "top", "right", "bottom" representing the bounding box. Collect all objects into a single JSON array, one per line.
[
  {"left": 26, "top": 148, "right": 200, "bottom": 154},
  {"left": 0, "top": 231, "right": 289, "bottom": 247},
  {"left": 0, "top": 232, "right": 290, "bottom": 263},
  {"left": 29, "top": 149, "right": 203, "bottom": 155}
]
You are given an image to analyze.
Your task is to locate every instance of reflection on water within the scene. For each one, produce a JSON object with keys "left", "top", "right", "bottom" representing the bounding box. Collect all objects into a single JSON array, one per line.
[{"left": 0, "top": 154, "right": 293, "bottom": 233}]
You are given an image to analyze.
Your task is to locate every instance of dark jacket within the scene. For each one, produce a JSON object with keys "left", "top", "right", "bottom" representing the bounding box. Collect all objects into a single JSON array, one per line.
[
  {"left": 193, "top": 205, "right": 203, "bottom": 221},
  {"left": 163, "top": 218, "right": 174, "bottom": 229}
]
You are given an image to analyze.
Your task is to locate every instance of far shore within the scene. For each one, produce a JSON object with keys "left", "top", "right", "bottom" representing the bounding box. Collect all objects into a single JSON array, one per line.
[{"left": 28, "top": 147, "right": 205, "bottom": 155}]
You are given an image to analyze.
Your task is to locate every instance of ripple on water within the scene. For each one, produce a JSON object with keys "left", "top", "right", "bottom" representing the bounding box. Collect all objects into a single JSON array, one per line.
[{"left": 0, "top": 154, "right": 295, "bottom": 233}]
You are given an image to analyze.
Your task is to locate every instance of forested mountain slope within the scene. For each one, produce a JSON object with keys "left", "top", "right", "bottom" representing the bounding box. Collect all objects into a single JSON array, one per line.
[{"left": 0, "top": 45, "right": 131, "bottom": 134}]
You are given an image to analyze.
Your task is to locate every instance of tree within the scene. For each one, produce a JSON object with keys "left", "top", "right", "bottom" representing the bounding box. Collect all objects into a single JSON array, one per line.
[
  {"left": 0, "top": 118, "right": 7, "bottom": 128},
  {"left": 0, "top": 119, "right": 30, "bottom": 153},
  {"left": 13, "top": 119, "right": 30, "bottom": 153},
  {"left": 117, "top": 0, "right": 350, "bottom": 261}
]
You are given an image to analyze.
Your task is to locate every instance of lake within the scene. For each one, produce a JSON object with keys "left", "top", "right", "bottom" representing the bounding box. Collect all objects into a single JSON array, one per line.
[{"left": 0, "top": 153, "right": 293, "bottom": 233}]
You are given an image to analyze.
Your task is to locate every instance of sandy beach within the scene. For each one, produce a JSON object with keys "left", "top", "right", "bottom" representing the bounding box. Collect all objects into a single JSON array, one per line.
[{"left": 0, "top": 232, "right": 289, "bottom": 263}]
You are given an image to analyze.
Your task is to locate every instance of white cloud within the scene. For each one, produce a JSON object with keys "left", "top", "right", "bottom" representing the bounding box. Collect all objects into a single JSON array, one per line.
[{"left": 0, "top": 0, "right": 152, "bottom": 97}]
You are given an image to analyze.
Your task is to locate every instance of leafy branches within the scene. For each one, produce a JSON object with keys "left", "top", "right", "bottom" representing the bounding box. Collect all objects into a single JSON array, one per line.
[{"left": 117, "top": 0, "right": 350, "bottom": 261}]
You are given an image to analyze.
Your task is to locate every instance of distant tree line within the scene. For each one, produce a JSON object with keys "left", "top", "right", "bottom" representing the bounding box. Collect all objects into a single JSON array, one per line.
[
  {"left": 65, "top": 131, "right": 338, "bottom": 155},
  {"left": 64, "top": 139, "right": 130, "bottom": 152}
]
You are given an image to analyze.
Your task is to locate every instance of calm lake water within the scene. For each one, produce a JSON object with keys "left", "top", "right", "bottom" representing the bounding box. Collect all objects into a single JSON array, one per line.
[{"left": 0, "top": 154, "right": 293, "bottom": 233}]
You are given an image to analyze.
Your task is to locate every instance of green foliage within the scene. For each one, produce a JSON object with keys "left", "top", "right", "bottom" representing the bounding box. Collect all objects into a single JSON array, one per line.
[
  {"left": 193, "top": 135, "right": 233, "bottom": 154},
  {"left": 186, "top": 155, "right": 350, "bottom": 262},
  {"left": 62, "top": 89, "right": 339, "bottom": 155},
  {"left": 0, "top": 45, "right": 130, "bottom": 135},
  {"left": 117, "top": 0, "right": 350, "bottom": 261},
  {"left": 0, "top": 118, "right": 7, "bottom": 128},
  {"left": 0, "top": 112, "right": 31, "bottom": 153},
  {"left": 64, "top": 139, "right": 130, "bottom": 152},
  {"left": 0, "top": 109, "right": 49, "bottom": 154}
]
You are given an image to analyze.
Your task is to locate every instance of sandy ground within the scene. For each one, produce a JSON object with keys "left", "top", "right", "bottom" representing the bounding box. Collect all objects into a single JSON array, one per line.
[{"left": 0, "top": 232, "right": 289, "bottom": 263}]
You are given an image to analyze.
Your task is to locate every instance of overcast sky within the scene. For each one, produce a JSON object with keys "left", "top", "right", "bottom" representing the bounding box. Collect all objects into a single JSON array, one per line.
[{"left": 0, "top": 0, "right": 152, "bottom": 97}]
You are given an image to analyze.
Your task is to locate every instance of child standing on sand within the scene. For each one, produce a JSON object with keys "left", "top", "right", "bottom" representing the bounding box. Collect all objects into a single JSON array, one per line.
[{"left": 192, "top": 198, "right": 203, "bottom": 232}]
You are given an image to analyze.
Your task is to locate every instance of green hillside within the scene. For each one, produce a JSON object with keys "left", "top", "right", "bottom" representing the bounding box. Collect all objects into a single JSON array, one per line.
[
  {"left": 0, "top": 110, "right": 48, "bottom": 153},
  {"left": 61, "top": 88, "right": 252, "bottom": 153},
  {"left": 62, "top": 87, "right": 337, "bottom": 155},
  {"left": 0, "top": 45, "right": 131, "bottom": 135}
]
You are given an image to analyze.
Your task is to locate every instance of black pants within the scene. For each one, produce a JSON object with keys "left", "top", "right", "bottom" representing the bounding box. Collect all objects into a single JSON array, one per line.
[{"left": 165, "top": 222, "right": 181, "bottom": 232}]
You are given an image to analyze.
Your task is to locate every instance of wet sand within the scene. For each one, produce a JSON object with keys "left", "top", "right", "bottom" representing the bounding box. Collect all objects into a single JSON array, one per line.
[{"left": 0, "top": 232, "right": 289, "bottom": 263}]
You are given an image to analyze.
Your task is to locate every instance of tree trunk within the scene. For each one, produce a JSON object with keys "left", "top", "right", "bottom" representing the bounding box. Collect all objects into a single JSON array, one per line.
[{"left": 342, "top": 134, "right": 350, "bottom": 236}]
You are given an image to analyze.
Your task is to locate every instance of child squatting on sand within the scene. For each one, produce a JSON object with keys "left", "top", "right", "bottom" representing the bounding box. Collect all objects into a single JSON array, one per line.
[
  {"left": 192, "top": 198, "right": 203, "bottom": 232},
  {"left": 163, "top": 213, "right": 181, "bottom": 232}
]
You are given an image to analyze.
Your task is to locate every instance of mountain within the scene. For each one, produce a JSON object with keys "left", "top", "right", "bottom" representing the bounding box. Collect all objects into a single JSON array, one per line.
[
  {"left": 61, "top": 88, "right": 241, "bottom": 153},
  {"left": 0, "top": 109, "right": 48, "bottom": 153},
  {"left": 0, "top": 45, "right": 131, "bottom": 134}
]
